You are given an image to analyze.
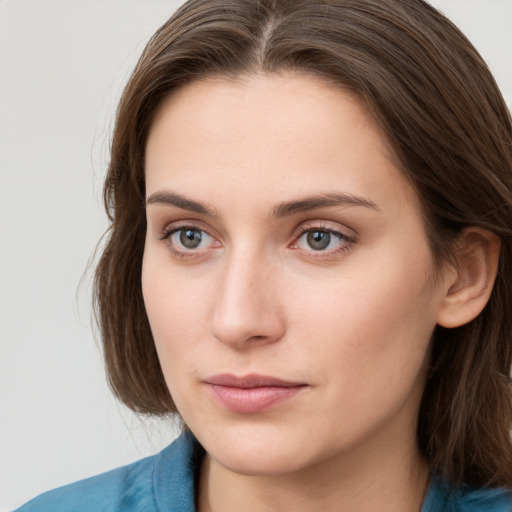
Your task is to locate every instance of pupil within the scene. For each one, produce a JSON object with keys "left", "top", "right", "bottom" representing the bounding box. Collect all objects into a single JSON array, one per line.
[
  {"left": 180, "top": 229, "right": 202, "bottom": 248},
  {"left": 307, "top": 230, "right": 330, "bottom": 250}
]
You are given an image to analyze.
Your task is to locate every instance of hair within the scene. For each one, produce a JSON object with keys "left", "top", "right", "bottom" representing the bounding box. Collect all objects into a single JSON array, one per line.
[{"left": 94, "top": 0, "right": 512, "bottom": 489}]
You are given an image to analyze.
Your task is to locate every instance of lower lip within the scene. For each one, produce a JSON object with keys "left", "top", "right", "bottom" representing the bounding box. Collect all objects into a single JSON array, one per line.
[{"left": 207, "top": 384, "right": 305, "bottom": 413}]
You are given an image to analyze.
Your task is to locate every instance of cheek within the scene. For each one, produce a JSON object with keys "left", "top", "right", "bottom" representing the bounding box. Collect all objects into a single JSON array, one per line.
[
  {"left": 291, "top": 252, "right": 436, "bottom": 340},
  {"left": 287, "top": 248, "right": 438, "bottom": 400},
  {"left": 141, "top": 252, "right": 213, "bottom": 378},
  {"left": 142, "top": 272, "right": 212, "bottom": 420}
]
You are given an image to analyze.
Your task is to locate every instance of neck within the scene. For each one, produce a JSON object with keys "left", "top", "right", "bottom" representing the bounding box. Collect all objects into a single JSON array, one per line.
[{"left": 197, "top": 431, "right": 429, "bottom": 512}]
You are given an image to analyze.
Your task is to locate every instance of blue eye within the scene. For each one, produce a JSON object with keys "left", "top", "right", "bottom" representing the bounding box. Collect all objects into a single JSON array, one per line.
[
  {"left": 296, "top": 229, "right": 349, "bottom": 252},
  {"left": 178, "top": 228, "right": 203, "bottom": 249},
  {"left": 306, "top": 230, "right": 331, "bottom": 250},
  {"left": 167, "top": 227, "right": 215, "bottom": 251}
]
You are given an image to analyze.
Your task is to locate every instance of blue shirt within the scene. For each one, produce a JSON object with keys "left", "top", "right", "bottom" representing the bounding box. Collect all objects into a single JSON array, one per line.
[{"left": 15, "top": 432, "right": 512, "bottom": 511}]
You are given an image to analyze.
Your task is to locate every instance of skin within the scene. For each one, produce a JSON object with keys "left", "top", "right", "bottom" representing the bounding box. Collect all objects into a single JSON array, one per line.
[{"left": 142, "top": 73, "right": 457, "bottom": 511}]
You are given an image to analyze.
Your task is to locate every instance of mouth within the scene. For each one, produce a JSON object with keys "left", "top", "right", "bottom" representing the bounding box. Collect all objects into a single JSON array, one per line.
[{"left": 203, "top": 373, "right": 308, "bottom": 413}]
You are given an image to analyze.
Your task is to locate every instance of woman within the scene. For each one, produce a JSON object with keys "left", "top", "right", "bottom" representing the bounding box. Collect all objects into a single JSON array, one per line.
[{"left": 16, "top": 0, "right": 512, "bottom": 510}]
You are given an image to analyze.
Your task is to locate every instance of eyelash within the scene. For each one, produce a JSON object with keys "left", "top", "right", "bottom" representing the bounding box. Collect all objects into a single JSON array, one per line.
[
  {"left": 160, "top": 223, "right": 218, "bottom": 259},
  {"left": 159, "top": 222, "right": 356, "bottom": 259},
  {"left": 291, "top": 223, "right": 355, "bottom": 257}
]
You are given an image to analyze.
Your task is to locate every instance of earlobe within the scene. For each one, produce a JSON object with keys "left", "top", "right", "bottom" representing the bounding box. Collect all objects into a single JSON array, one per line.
[{"left": 437, "top": 228, "right": 500, "bottom": 329}]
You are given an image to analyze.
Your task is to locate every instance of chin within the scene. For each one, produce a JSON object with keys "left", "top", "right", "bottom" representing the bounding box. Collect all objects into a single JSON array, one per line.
[
  {"left": 213, "top": 443, "right": 312, "bottom": 477},
  {"left": 191, "top": 419, "right": 322, "bottom": 477}
]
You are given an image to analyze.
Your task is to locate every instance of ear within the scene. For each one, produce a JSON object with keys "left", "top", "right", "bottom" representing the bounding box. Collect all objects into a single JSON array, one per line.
[{"left": 437, "top": 228, "right": 500, "bottom": 328}]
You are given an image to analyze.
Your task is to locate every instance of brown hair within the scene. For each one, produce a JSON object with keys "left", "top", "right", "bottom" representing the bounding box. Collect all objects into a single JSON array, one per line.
[{"left": 94, "top": 0, "right": 512, "bottom": 488}]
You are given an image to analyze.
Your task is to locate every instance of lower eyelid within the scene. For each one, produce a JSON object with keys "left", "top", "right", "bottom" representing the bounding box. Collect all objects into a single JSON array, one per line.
[
  {"left": 162, "top": 226, "right": 222, "bottom": 256},
  {"left": 158, "top": 222, "right": 353, "bottom": 256},
  {"left": 293, "top": 228, "right": 355, "bottom": 252}
]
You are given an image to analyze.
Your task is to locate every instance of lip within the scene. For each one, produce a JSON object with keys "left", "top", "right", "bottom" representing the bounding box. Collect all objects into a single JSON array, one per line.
[{"left": 204, "top": 373, "right": 307, "bottom": 413}]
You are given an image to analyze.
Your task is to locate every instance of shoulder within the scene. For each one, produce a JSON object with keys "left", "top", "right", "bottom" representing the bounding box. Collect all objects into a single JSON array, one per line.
[
  {"left": 448, "top": 487, "right": 512, "bottom": 512},
  {"left": 423, "top": 476, "right": 512, "bottom": 512},
  {"left": 13, "top": 431, "right": 202, "bottom": 512},
  {"left": 13, "top": 455, "right": 156, "bottom": 512}
]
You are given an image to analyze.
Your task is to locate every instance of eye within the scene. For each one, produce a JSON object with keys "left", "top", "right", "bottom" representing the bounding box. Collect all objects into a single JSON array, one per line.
[
  {"left": 175, "top": 228, "right": 207, "bottom": 249},
  {"left": 162, "top": 226, "right": 217, "bottom": 255},
  {"left": 304, "top": 230, "right": 332, "bottom": 250},
  {"left": 294, "top": 228, "right": 353, "bottom": 253}
]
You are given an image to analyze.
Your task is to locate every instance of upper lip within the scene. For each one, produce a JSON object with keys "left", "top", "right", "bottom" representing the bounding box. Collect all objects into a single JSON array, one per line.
[{"left": 204, "top": 373, "right": 306, "bottom": 388}]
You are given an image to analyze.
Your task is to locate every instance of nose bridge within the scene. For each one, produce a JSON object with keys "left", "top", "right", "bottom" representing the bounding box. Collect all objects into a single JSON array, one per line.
[{"left": 210, "top": 242, "right": 283, "bottom": 348}]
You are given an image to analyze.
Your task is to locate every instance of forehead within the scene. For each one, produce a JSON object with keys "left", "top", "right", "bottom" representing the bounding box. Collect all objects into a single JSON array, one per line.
[{"left": 145, "top": 73, "right": 418, "bottom": 218}]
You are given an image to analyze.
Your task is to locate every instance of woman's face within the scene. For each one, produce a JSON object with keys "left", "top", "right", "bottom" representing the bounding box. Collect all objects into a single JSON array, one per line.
[{"left": 142, "top": 74, "right": 450, "bottom": 477}]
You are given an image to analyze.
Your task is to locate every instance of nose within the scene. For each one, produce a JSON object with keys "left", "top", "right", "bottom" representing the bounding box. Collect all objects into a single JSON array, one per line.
[{"left": 209, "top": 249, "right": 286, "bottom": 349}]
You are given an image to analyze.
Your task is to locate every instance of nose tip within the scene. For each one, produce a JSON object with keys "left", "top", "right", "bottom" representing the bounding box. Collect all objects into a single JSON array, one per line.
[
  {"left": 211, "top": 320, "right": 273, "bottom": 349},
  {"left": 209, "top": 256, "right": 285, "bottom": 349}
]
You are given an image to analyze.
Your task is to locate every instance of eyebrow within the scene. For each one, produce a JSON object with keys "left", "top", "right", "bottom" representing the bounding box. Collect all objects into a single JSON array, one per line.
[
  {"left": 272, "top": 192, "right": 380, "bottom": 218},
  {"left": 146, "top": 191, "right": 218, "bottom": 217},
  {"left": 145, "top": 190, "right": 379, "bottom": 218}
]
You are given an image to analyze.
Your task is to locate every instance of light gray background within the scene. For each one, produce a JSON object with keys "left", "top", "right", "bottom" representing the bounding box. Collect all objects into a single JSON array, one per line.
[{"left": 1, "top": 1, "right": 511, "bottom": 510}]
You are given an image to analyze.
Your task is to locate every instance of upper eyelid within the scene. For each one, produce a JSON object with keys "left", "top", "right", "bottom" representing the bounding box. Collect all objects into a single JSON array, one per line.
[
  {"left": 293, "top": 228, "right": 354, "bottom": 248},
  {"left": 160, "top": 221, "right": 216, "bottom": 239},
  {"left": 296, "top": 228, "right": 352, "bottom": 242},
  {"left": 292, "top": 220, "right": 357, "bottom": 240},
  {"left": 157, "top": 218, "right": 356, "bottom": 243},
  {"left": 160, "top": 226, "right": 218, "bottom": 257}
]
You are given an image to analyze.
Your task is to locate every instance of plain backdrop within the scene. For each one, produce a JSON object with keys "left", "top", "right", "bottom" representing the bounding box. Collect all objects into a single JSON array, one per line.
[{"left": 1, "top": 1, "right": 511, "bottom": 510}]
